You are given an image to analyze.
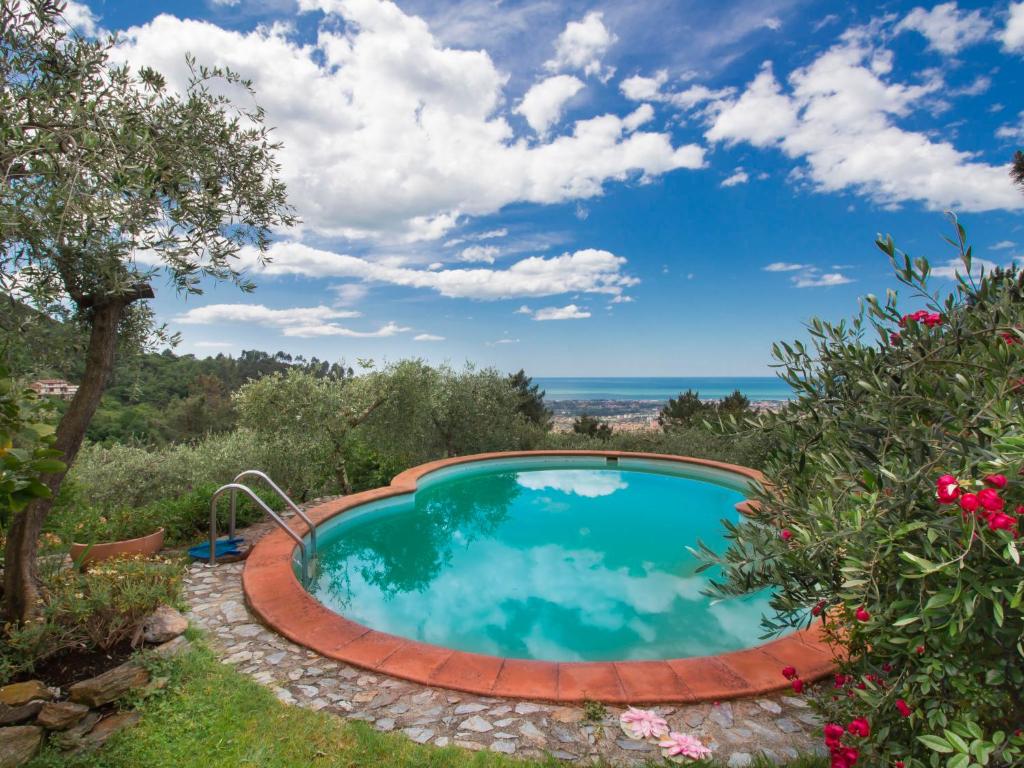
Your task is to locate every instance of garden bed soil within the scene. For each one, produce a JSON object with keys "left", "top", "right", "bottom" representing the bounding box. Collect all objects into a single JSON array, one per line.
[{"left": 13, "top": 641, "right": 136, "bottom": 691}]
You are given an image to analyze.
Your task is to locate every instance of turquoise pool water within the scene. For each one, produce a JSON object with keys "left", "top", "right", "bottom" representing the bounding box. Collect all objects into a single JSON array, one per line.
[{"left": 303, "top": 456, "right": 775, "bottom": 662}]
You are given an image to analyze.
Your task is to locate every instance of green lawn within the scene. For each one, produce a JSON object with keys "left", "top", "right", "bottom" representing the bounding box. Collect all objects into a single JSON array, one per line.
[{"left": 28, "top": 643, "right": 827, "bottom": 768}]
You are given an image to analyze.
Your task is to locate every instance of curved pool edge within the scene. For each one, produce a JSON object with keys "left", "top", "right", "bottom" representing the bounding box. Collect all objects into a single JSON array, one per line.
[{"left": 242, "top": 450, "right": 837, "bottom": 704}]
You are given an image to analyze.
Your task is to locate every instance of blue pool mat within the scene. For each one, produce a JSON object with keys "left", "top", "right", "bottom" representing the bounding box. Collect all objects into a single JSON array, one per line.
[{"left": 188, "top": 537, "right": 245, "bottom": 560}]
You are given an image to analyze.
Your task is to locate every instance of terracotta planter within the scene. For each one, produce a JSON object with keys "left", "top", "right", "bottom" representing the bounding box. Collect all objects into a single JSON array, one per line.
[{"left": 70, "top": 528, "right": 165, "bottom": 567}]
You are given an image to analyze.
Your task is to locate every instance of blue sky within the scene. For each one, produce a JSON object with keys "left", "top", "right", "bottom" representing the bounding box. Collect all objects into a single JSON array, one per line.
[{"left": 72, "top": 0, "right": 1024, "bottom": 374}]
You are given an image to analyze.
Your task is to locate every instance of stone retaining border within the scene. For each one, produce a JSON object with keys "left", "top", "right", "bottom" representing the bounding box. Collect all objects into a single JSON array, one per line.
[{"left": 243, "top": 451, "right": 837, "bottom": 703}]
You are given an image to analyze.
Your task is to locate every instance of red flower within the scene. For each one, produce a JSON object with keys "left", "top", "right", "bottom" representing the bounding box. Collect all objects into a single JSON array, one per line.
[
  {"left": 882, "top": 662, "right": 893, "bottom": 673},
  {"left": 855, "top": 605, "right": 871, "bottom": 622},
  {"left": 1002, "top": 331, "right": 1020, "bottom": 345},
  {"left": 895, "top": 762, "right": 905, "bottom": 768},
  {"left": 984, "top": 474, "right": 1008, "bottom": 489},
  {"left": 978, "top": 488, "right": 1004, "bottom": 513},
  {"left": 923, "top": 312, "right": 943, "bottom": 327},
  {"left": 847, "top": 717, "right": 870, "bottom": 737},
  {"left": 834, "top": 674, "right": 849, "bottom": 688},
  {"left": 988, "top": 512, "right": 1017, "bottom": 531},
  {"left": 959, "top": 493, "right": 980, "bottom": 513},
  {"left": 936, "top": 474, "right": 961, "bottom": 504},
  {"left": 812, "top": 600, "right": 826, "bottom": 616},
  {"left": 781, "top": 528, "right": 793, "bottom": 541},
  {"left": 915, "top": 644, "right": 925, "bottom": 654},
  {"left": 824, "top": 724, "right": 845, "bottom": 740},
  {"left": 782, "top": 666, "right": 798, "bottom": 680},
  {"left": 889, "top": 332, "right": 901, "bottom": 345},
  {"left": 895, "top": 699, "right": 912, "bottom": 717},
  {"left": 792, "top": 678, "right": 805, "bottom": 693}
]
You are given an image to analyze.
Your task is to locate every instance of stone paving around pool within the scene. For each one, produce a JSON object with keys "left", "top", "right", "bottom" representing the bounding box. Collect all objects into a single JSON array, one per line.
[{"left": 183, "top": 514, "right": 826, "bottom": 767}]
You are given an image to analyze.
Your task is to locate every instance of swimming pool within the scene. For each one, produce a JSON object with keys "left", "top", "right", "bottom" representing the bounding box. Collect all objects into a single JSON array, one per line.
[{"left": 244, "top": 452, "right": 834, "bottom": 702}]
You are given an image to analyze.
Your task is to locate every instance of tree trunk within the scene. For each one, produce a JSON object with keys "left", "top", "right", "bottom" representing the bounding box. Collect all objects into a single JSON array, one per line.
[{"left": 3, "top": 299, "right": 125, "bottom": 623}]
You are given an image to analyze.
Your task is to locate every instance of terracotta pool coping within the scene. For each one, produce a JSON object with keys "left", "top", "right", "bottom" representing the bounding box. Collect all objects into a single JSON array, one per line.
[{"left": 242, "top": 450, "right": 837, "bottom": 704}]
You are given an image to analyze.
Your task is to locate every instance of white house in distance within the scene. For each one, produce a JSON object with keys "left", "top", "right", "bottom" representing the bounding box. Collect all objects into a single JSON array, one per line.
[{"left": 30, "top": 379, "right": 79, "bottom": 400}]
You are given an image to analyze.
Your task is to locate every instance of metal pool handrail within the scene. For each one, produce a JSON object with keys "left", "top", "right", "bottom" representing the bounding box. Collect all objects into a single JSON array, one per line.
[
  {"left": 209, "top": 483, "right": 310, "bottom": 584},
  {"left": 231, "top": 469, "right": 316, "bottom": 559}
]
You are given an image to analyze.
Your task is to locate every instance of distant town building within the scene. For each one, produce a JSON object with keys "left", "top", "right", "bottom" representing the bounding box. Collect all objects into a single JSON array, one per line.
[{"left": 30, "top": 379, "right": 79, "bottom": 400}]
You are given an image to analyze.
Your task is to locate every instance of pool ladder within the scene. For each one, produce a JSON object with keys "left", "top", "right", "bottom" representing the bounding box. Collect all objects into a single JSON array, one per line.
[{"left": 209, "top": 470, "right": 317, "bottom": 584}]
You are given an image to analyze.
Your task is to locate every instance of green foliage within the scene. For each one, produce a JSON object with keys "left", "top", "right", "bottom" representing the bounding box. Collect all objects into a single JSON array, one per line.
[
  {"left": 659, "top": 389, "right": 708, "bottom": 430},
  {"left": 48, "top": 482, "right": 277, "bottom": 548},
  {"left": 717, "top": 389, "right": 750, "bottom": 415},
  {"left": 0, "top": 364, "right": 64, "bottom": 530},
  {"left": 1, "top": 555, "right": 183, "bottom": 682},
  {"left": 572, "top": 413, "right": 613, "bottom": 440},
  {"left": 700, "top": 219, "right": 1024, "bottom": 767},
  {"left": 508, "top": 369, "right": 553, "bottom": 430}
]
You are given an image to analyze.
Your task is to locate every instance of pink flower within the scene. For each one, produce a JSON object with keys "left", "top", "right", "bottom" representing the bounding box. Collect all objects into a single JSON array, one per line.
[
  {"left": 780, "top": 528, "right": 793, "bottom": 541},
  {"left": 984, "top": 474, "right": 1008, "bottom": 489},
  {"left": 959, "top": 493, "right": 979, "bottom": 513},
  {"left": 619, "top": 707, "right": 669, "bottom": 740},
  {"left": 824, "top": 724, "right": 845, "bottom": 740},
  {"left": 658, "top": 732, "right": 712, "bottom": 760},
  {"left": 895, "top": 699, "right": 912, "bottom": 718},
  {"left": 923, "top": 312, "right": 943, "bottom": 327},
  {"left": 936, "top": 475, "right": 960, "bottom": 504},
  {"left": 855, "top": 606, "right": 871, "bottom": 622},
  {"left": 978, "top": 488, "right": 1004, "bottom": 513},
  {"left": 781, "top": 666, "right": 798, "bottom": 680}
]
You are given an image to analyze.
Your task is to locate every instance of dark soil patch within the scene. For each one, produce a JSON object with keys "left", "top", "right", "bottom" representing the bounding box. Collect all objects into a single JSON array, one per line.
[{"left": 14, "top": 641, "right": 136, "bottom": 691}]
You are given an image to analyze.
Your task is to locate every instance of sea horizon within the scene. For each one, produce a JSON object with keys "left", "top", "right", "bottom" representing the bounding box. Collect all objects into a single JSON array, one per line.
[{"left": 533, "top": 376, "right": 792, "bottom": 403}]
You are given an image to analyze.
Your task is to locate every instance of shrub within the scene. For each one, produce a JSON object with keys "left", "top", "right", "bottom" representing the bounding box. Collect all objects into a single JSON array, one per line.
[
  {"left": 49, "top": 482, "right": 280, "bottom": 548},
  {"left": 0, "top": 555, "right": 183, "bottom": 682},
  {"left": 702, "top": 222, "right": 1024, "bottom": 767}
]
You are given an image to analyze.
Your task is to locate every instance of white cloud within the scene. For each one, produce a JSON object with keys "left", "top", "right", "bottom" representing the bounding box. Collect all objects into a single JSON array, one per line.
[
  {"left": 721, "top": 169, "right": 749, "bottom": 187},
  {"left": 996, "top": 111, "right": 1024, "bottom": 141},
  {"left": 458, "top": 245, "right": 499, "bottom": 264},
  {"left": 516, "top": 469, "right": 627, "bottom": 497},
  {"left": 792, "top": 271, "right": 853, "bottom": 288},
  {"left": 620, "top": 70, "right": 735, "bottom": 110},
  {"left": 763, "top": 17, "right": 782, "bottom": 31},
  {"left": 487, "top": 337, "right": 520, "bottom": 345},
  {"left": 1002, "top": 2, "right": 1024, "bottom": 51},
  {"left": 113, "top": 2, "right": 700, "bottom": 242},
  {"left": 931, "top": 257, "right": 1000, "bottom": 279},
  {"left": 609, "top": 295, "right": 633, "bottom": 303},
  {"left": 544, "top": 11, "right": 616, "bottom": 80},
  {"left": 61, "top": 0, "right": 100, "bottom": 36},
  {"left": 332, "top": 283, "right": 369, "bottom": 304},
  {"left": 174, "top": 302, "right": 409, "bottom": 338},
  {"left": 704, "top": 40, "right": 1022, "bottom": 213},
  {"left": 242, "top": 241, "right": 638, "bottom": 300},
  {"left": 896, "top": 2, "right": 992, "bottom": 54},
  {"left": 515, "top": 305, "right": 532, "bottom": 314},
  {"left": 516, "top": 75, "right": 585, "bottom": 134},
  {"left": 532, "top": 304, "right": 591, "bottom": 320},
  {"left": 991, "top": 240, "right": 1016, "bottom": 250},
  {"left": 413, "top": 333, "right": 445, "bottom": 341},
  {"left": 763, "top": 262, "right": 808, "bottom": 272}
]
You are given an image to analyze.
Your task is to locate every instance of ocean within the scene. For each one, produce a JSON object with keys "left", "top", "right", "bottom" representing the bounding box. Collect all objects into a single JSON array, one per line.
[{"left": 532, "top": 376, "right": 792, "bottom": 402}]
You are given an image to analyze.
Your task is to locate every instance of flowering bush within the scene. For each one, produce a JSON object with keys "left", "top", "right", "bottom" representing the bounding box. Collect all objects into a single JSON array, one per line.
[
  {"left": 1, "top": 554, "right": 183, "bottom": 682},
  {"left": 703, "top": 220, "right": 1024, "bottom": 767}
]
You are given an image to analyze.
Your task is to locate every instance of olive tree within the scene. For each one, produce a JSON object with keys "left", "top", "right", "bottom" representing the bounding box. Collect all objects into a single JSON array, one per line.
[{"left": 1, "top": 1, "right": 295, "bottom": 620}]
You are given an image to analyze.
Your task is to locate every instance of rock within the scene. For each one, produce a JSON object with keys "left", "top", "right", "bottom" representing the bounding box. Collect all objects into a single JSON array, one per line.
[
  {"left": 454, "top": 740, "right": 485, "bottom": 751},
  {"left": 490, "top": 740, "right": 517, "bottom": 754},
  {"left": 374, "top": 718, "right": 395, "bottom": 732},
  {"left": 615, "top": 739, "right": 654, "bottom": 752},
  {"left": 0, "top": 725, "right": 43, "bottom": 767},
  {"left": 36, "top": 702, "right": 90, "bottom": 731},
  {"left": 551, "top": 707, "right": 583, "bottom": 723},
  {"left": 514, "top": 702, "right": 544, "bottom": 715},
  {"left": 0, "top": 682, "right": 52, "bottom": 707},
  {"left": 453, "top": 703, "right": 487, "bottom": 715},
  {"left": 434, "top": 736, "right": 450, "bottom": 748},
  {"left": 402, "top": 727, "right": 434, "bottom": 744},
  {"left": 0, "top": 703, "right": 43, "bottom": 727},
  {"left": 518, "top": 721, "right": 546, "bottom": 745},
  {"left": 76, "top": 712, "right": 141, "bottom": 751},
  {"left": 728, "top": 752, "right": 753, "bottom": 767},
  {"left": 756, "top": 699, "right": 782, "bottom": 714},
  {"left": 69, "top": 662, "right": 150, "bottom": 707},
  {"left": 550, "top": 750, "right": 579, "bottom": 761},
  {"left": 153, "top": 636, "right": 190, "bottom": 658},
  {"left": 142, "top": 605, "right": 189, "bottom": 644},
  {"left": 776, "top": 717, "right": 802, "bottom": 734},
  {"left": 459, "top": 715, "right": 493, "bottom": 733},
  {"left": 709, "top": 702, "right": 734, "bottom": 728}
]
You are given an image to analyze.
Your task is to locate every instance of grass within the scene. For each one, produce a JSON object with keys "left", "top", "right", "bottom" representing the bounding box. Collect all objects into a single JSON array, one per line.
[{"left": 28, "top": 642, "right": 827, "bottom": 768}]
